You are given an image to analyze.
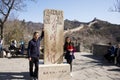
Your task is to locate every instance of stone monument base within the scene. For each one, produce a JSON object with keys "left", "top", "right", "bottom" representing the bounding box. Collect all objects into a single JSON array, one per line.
[{"left": 38, "top": 64, "right": 71, "bottom": 80}]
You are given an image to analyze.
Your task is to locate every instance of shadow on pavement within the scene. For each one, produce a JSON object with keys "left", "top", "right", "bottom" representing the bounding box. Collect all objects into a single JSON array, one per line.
[
  {"left": 107, "top": 68, "right": 120, "bottom": 72},
  {"left": 82, "top": 54, "right": 120, "bottom": 72},
  {"left": 82, "top": 54, "right": 115, "bottom": 66},
  {"left": 0, "top": 72, "right": 30, "bottom": 80}
]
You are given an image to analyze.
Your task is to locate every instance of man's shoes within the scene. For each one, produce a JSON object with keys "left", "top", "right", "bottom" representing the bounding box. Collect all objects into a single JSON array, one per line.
[
  {"left": 34, "top": 77, "right": 38, "bottom": 80},
  {"left": 70, "top": 73, "right": 72, "bottom": 77},
  {"left": 30, "top": 77, "right": 34, "bottom": 80}
]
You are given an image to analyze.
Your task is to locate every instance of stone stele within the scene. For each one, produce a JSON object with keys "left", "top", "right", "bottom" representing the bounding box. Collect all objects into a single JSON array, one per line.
[
  {"left": 44, "top": 9, "right": 64, "bottom": 64},
  {"left": 38, "top": 64, "right": 71, "bottom": 80}
]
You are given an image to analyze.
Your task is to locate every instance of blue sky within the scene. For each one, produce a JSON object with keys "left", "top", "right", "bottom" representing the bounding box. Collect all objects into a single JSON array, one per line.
[{"left": 18, "top": 0, "right": 120, "bottom": 24}]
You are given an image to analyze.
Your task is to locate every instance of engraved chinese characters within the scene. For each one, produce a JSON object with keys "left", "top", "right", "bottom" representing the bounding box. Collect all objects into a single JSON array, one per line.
[
  {"left": 38, "top": 64, "right": 70, "bottom": 80},
  {"left": 44, "top": 9, "right": 64, "bottom": 64},
  {"left": 44, "top": 9, "right": 63, "bottom": 25},
  {"left": 39, "top": 10, "right": 70, "bottom": 80}
]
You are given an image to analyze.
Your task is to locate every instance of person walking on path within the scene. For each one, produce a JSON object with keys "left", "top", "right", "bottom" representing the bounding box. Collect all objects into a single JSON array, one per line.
[
  {"left": 115, "top": 44, "right": 120, "bottom": 66},
  {"left": 19, "top": 41, "right": 25, "bottom": 55},
  {"left": 0, "top": 39, "right": 3, "bottom": 54},
  {"left": 28, "top": 30, "right": 44, "bottom": 80},
  {"left": 104, "top": 43, "right": 116, "bottom": 63}
]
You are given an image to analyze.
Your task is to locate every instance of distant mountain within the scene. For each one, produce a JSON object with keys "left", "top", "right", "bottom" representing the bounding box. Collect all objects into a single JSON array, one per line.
[
  {"left": 25, "top": 21, "right": 43, "bottom": 33},
  {"left": 64, "top": 18, "right": 120, "bottom": 51},
  {"left": 4, "top": 19, "right": 120, "bottom": 52},
  {"left": 19, "top": 19, "right": 120, "bottom": 50},
  {"left": 64, "top": 19, "right": 88, "bottom": 30}
]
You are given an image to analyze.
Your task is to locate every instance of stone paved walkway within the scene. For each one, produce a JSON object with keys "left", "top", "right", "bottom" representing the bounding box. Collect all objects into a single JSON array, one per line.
[
  {"left": 0, "top": 57, "right": 29, "bottom": 80},
  {"left": 72, "top": 52, "right": 120, "bottom": 80},
  {"left": 0, "top": 52, "right": 120, "bottom": 80}
]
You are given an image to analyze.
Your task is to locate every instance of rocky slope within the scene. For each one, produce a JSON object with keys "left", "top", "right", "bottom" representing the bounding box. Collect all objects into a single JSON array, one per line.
[
  {"left": 4, "top": 18, "right": 120, "bottom": 51},
  {"left": 64, "top": 18, "right": 120, "bottom": 51}
]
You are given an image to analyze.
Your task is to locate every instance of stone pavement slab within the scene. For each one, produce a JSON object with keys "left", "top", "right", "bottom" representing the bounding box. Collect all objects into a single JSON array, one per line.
[
  {"left": 0, "top": 52, "right": 120, "bottom": 80},
  {"left": 71, "top": 52, "right": 120, "bottom": 80},
  {"left": 0, "top": 58, "right": 29, "bottom": 80}
]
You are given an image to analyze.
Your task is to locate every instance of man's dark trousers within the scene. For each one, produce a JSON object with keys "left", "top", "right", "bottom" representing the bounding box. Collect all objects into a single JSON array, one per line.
[{"left": 29, "top": 57, "right": 39, "bottom": 78}]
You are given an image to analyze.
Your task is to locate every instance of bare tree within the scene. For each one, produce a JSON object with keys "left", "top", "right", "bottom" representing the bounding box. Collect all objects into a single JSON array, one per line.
[
  {"left": 0, "top": 0, "right": 35, "bottom": 40},
  {"left": 112, "top": 0, "right": 120, "bottom": 12}
]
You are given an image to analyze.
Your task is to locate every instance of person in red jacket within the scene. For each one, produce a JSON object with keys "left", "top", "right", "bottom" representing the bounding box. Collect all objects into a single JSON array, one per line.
[{"left": 64, "top": 37, "right": 75, "bottom": 72}]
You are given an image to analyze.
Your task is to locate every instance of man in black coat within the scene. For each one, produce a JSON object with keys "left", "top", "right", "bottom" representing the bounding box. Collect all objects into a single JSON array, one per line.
[{"left": 28, "top": 30, "right": 44, "bottom": 79}]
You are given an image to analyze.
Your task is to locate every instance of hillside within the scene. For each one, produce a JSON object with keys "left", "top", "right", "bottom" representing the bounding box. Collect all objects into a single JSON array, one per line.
[
  {"left": 26, "top": 21, "right": 43, "bottom": 33},
  {"left": 4, "top": 20, "right": 43, "bottom": 44},
  {"left": 4, "top": 18, "right": 120, "bottom": 52},
  {"left": 64, "top": 19, "right": 88, "bottom": 30},
  {"left": 25, "top": 18, "right": 120, "bottom": 51},
  {"left": 65, "top": 18, "right": 120, "bottom": 51}
]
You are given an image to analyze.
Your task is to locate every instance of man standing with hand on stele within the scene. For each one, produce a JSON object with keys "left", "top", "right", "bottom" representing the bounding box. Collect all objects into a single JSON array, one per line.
[{"left": 28, "top": 29, "right": 44, "bottom": 80}]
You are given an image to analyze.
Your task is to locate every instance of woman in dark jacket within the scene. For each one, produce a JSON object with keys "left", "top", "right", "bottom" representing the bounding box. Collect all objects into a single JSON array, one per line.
[{"left": 64, "top": 37, "right": 75, "bottom": 72}]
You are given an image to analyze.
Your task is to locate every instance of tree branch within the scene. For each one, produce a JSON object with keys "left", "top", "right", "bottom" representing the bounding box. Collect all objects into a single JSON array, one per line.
[
  {"left": 3, "top": 0, "right": 15, "bottom": 23},
  {"left": 2, "top": 0, "right": 8, "bottom": 5},
  {"left": 0, "top": 8, "right": 6, "bottom": 16},
  {"left": 1, "top": 0, "right": 10, "bottom": 8},
  {"left": 114, "top": 0, "right": 120, "bottom": 12}
]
